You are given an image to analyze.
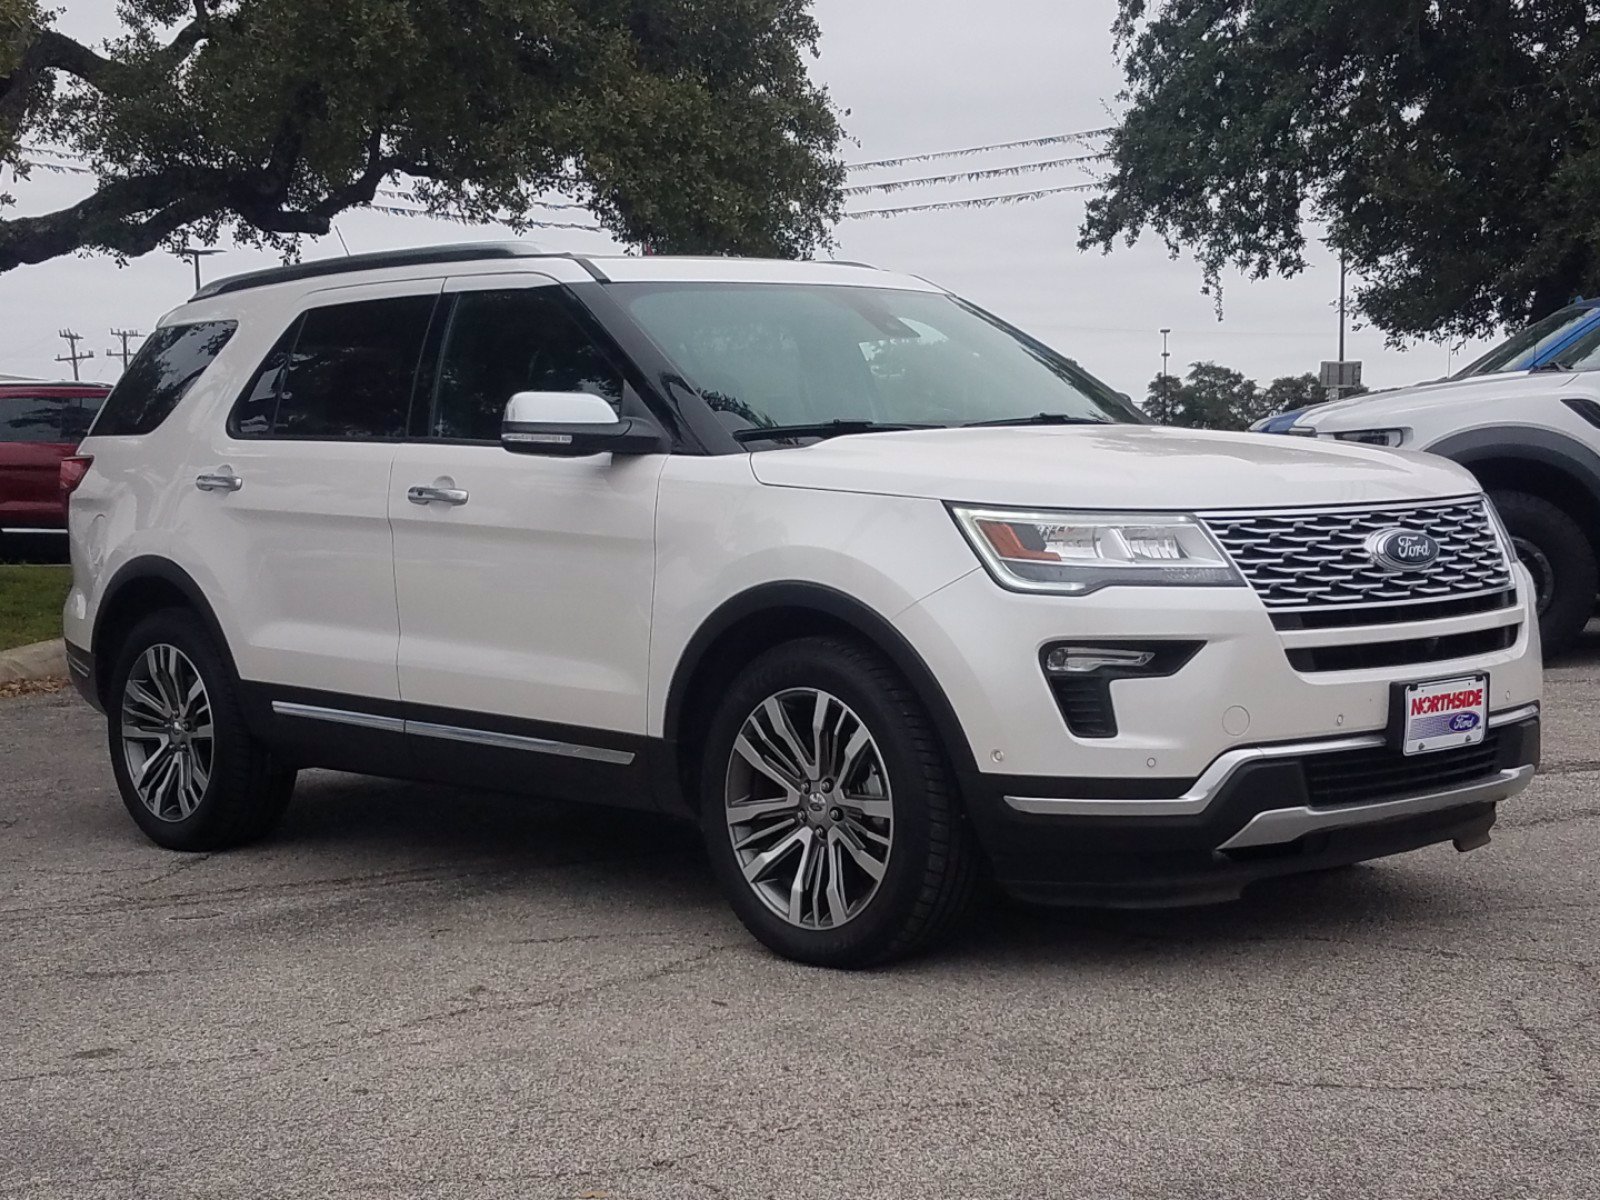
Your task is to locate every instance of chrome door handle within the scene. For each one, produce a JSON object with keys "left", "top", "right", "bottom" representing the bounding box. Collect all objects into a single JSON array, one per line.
[
  {"left": 407, "top": 485, "right": 469, "bottom": 506},
  {"left": 195, "top": 472, "right": 243, "bottom": 493}
]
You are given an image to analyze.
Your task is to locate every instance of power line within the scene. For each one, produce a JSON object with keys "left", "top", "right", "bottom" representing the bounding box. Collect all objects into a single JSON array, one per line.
[
  {"left": 845, "top": 127, "right": 1114, "bottom": 172},
  {"left": 55, "top": 330, "right": 94, "bottom": 381},
  {"left": 841, "top": 152, "right": 1105, "bottom": 196},
  {"left": 844, "top": 182, "right": 1097, "bottom": 219},
  {"left": 106, "top": 328, "right": 144, "bottom": 370}
]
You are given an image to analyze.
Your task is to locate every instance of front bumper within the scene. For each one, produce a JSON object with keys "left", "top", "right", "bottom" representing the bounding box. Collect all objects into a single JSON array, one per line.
[{"left": 961, "top": 708, "right": 1539, "bottom": 907}]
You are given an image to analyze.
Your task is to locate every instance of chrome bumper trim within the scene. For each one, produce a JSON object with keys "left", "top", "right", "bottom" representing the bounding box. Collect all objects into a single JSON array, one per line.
[
  {"left": 1002, "top": 702, "right": 1540, "bottom": 817},
  {"left": 1217, "top": 764, "right": 1536, "bottom": 850}
]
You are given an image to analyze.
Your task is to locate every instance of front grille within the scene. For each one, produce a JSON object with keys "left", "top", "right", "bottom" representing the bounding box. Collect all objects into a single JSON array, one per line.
[
  {"left": 1203, "top": 498, "right": 1513, "bottom": 609},
  {"left": 1270, "top": 589, "right": 1518, "bottom": 631},
  {"left": 1286, "top": 624, "right": 1519, "bottom": 672},
  {"left": 1302, "top": 731, "right": 1503, "bottom": 807}
]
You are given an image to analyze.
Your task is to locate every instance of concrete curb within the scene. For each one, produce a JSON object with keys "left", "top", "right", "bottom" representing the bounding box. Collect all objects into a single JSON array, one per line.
[{"left": 0, "top": 638, "right": 67, "bottom": 684}]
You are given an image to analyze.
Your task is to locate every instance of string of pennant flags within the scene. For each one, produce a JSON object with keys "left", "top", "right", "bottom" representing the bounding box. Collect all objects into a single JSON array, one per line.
[
  {"left": 846, "top": 182, "right": 1099, "bottom": 219},
  {"left": 841, "top": 152, "right": 1105, "bottom": 196},
  {"left": 12, "top": 125, "right": 1117, "bottom": 225}
]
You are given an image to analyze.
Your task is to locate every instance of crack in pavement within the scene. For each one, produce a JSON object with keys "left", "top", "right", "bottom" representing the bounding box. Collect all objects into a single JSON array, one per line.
[{"left": 0, "top": 943, "right": 743, "bottom": 1087}]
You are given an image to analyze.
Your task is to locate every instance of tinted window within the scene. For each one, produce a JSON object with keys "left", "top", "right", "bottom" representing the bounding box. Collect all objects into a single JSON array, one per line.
[
  {"left": 229, "top": 322, "right": 299, "bottom": 437},
  {"left": 90, "top": 322, "right": 237, "bottom": 436},
  {"left": 430, "top": 290, "right": 624, "bottom": 441},
  {"left": 1454, "top": 304, "right": 1597, "bottom": 378},
  {"left": 0, "top": 395, "right": 82, "bottom": 443},
  {"left": 270, "top": 296, "right": 435, "bottom": 439}
]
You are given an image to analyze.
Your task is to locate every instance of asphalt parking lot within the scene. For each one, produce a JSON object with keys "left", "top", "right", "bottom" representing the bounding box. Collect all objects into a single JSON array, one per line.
[{"left": 4, "top": 636, "right": 1599, "bottom": 1200}]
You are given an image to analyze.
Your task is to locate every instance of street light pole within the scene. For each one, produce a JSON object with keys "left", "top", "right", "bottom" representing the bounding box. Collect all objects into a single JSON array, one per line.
[
  {"left": 175, "top": 246, "right": 225, "bottom": 290},
  {"left": 1159, "top": 328, "right": 1172, "bottom": 422}
]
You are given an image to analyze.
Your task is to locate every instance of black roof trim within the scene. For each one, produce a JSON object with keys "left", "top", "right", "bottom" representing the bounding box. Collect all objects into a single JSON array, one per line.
[{"left": 190, "top": 242, "right": 592, "bottom": 300}]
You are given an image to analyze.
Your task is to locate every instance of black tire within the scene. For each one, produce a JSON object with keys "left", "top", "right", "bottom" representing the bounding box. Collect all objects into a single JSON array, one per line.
[
  {"left": 699, "top": 635, "right": 978, "bottom": 968},
  {"left": 106, "top": 608, "right": 296, "bottom": 851},
  {"left": 1490, "top": 490, "right": 1598, "bottom": 657}
]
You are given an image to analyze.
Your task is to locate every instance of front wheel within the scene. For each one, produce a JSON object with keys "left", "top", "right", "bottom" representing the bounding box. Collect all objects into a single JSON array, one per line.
[
  {"left": 1490, "top": 490, "right": 1598, "bottom": 657},
  {"left": 107, "top": 608, "right": 296, "bottom": 851},
  {"left": 700, "top": 636, "right": 977, "bottom": 968}
]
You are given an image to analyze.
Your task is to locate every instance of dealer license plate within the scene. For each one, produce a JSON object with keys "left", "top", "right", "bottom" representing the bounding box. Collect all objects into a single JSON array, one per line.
[{"left": 1398, "top": 675, "right": 1489, "bottom": 756}]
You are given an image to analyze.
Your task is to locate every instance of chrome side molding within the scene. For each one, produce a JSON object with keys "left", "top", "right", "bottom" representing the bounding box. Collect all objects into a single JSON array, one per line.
[{"left": 270, "top": 701, "right": 635, "bottom": 765}]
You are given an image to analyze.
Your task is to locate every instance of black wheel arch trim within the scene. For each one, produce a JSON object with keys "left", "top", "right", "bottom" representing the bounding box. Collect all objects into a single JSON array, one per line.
[
  {"left": 1427, "top": 425, "right": 1600, "bottom": 511},
  {"left": 91, "top": 557, "right": 239, "bottom": 709},
  {"left": 661, "top": 581, "right": 980, "bottom": 787}
]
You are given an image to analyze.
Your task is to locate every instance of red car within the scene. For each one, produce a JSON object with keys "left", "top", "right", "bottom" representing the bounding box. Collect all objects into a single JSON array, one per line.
[{"left": 0, "top": 381, "right": 112, "bottom": 536}]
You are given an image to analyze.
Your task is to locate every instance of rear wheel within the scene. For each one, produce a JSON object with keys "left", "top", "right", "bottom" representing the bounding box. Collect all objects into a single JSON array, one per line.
[
  {"left": 1490, "top": 490, "right": 1598, "bottom": 656},
  {"left": 107, "top": 609, "right": 296, "bottom": 850},
  {"left": 700, "top": 636, "right": 977, "bottom": 968}
]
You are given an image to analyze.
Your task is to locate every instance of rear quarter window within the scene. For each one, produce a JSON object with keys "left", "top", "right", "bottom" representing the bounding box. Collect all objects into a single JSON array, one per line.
[{"left": 90, "top": 321, "right": 238, "bottom": 437}]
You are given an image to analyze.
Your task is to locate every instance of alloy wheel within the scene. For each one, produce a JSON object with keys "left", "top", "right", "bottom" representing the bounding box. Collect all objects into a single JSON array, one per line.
[
  {"left": 723, "top": 687, "right": 894, "bottom": 930},
  {"left": 120, "top": 643, "right": 214, "bottom": 823}
]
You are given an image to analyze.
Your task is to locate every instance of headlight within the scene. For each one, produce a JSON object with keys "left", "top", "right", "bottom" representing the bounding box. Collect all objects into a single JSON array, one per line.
[
  {"left": 1332, "top": 428, "right": 1405, "bottom": 447},
  {"left": 951, "top": 507, "right": 1245, "bottom": 595}
]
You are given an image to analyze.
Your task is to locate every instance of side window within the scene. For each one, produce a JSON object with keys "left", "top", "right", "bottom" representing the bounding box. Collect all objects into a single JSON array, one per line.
[
  {"left": 89, "top": 321, "right": 237, "bottom": 437},
  {"left": 229, "top": 320, "right": 299, "bottom": 437},
  {"left": 430, "top": 289, "right": 624, "bottom": 442},
  {"left": 273, "top": 296, "right": 435, "bottom": 440},
  {"left": 0, "top": 396, "right": 70, "bottom": 442}
]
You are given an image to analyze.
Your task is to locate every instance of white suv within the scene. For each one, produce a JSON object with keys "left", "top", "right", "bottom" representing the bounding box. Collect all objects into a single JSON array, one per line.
[
  {"left": 1257, "top": 364, "right": 1600, "bottom": 655},
  {"left": 64, "top": 245, "right": 1542, "bottom": 967}
]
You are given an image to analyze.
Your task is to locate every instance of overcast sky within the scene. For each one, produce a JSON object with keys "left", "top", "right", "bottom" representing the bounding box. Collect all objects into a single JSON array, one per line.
[{"left": 1, "top": 0, "right": 1493, "bottom": 397}]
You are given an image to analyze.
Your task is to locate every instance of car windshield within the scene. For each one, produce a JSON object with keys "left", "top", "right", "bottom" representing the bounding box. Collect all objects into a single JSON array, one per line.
[
  {"left": 1453, "top": 304, "right": 1597, "bottom": 378},
  {"left": 611, "top": 282, "right": 1144, "bottom": 441}
]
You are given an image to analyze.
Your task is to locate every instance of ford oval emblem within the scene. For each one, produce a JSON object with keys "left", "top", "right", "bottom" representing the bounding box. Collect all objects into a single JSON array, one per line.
[
  {"left": 1448, "top": 712, "right": 1481, "bottom": 732},
  {"left": 1366, "top": 528, "right": 1441, "bottom": 572}
]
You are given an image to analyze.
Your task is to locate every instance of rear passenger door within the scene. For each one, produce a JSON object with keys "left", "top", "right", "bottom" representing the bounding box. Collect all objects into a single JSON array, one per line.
[
  {"left": 185, "top": 280, "right": 441, "bottom": 704},
  {"left": 387, "top": 273, "right": 664, "bottom": 801}
]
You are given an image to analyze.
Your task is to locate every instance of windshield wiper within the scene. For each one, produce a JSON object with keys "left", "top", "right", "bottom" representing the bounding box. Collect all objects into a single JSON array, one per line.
[
  {"left": 1531, "top": 360, "right": 1571, "bottom": 373},
  {"left": 962, "top": 412, "right": 1112, "bottom": 428},
  {"left": 731, "top": 419, "right": 945, "bottom": 443}
]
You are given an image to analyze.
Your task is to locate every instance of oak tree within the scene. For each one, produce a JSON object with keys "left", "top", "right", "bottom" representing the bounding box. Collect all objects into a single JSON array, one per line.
[
  {"left": 1082, "top": 0, "right": 1600, "bottom": 342},
  {"left": 0, "top": 0, "right": 844, "bottom": 274}
]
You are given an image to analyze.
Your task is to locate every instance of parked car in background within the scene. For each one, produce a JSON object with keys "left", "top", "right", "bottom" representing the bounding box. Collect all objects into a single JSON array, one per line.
[
  {"left": 63, "top": 245, "right": 1541, "bottom": 967},
  {"left": 1, "top": 380, "right": 112, "bottom": 542},
  {"left": 1254, "top": 354, "right": 1600, "bottom": 654}
]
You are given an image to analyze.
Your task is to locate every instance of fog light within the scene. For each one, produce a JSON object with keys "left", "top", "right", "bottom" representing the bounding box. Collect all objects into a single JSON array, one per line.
[
  {"left": 1044, "top": 646, "right": 1157, "bottom": 674},
  {"left": 1039, "top": 641, "right": 1204, "bottom": 739}
]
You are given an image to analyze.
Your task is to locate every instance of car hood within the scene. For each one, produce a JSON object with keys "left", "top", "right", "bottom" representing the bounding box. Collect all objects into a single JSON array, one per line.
[
  {"left": 1299, "top": 369, "right": 1575, "bottom": 428},
  {"left": 748, "top": 424, "right": 1479, "bottom": 509}
]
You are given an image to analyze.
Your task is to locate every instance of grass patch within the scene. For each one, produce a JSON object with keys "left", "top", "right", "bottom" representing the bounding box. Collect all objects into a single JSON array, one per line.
[{"left": 0, "top": 564, "right": 71, "bottom": 651}]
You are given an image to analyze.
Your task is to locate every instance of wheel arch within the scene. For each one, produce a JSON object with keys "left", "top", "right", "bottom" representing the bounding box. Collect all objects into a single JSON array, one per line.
[
  {"left": 91, "top": 557, "right": 238, "bottom": 709},
  {"left": 1428, "top": 425, "right": 1600, "bottom": 553},
  {"left": 658, "top": 582, "right": 978, "bottom": 817}
]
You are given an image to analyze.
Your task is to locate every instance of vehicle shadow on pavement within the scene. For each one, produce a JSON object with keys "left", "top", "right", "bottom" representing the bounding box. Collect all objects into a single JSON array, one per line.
[{"left": 260, "top": 768, "right": 1491, "bottom": 970}]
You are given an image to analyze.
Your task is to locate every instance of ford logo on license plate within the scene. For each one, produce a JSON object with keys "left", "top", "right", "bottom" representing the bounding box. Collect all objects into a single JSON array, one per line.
[{"left": 1367, "top": 528, "right": 1441, "bottom": 572}]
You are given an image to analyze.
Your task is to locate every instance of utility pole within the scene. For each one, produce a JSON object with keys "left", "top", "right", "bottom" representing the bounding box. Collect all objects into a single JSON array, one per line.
[
  {"left": 1159, "top": 328, "right": 1172, "bottom": 423},
  {"left": 55, "top": 330, "right": 95, "bottom": 381},
  {"left": 1338, "top": 253, "right": 1347, "bottom": 363},
  {"left": 106, "top": 328, "right": 144, "bottom": 371}
]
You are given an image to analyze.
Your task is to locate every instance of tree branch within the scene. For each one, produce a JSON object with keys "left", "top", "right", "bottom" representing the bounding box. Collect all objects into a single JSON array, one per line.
[{"left": 0, "top": 169, "right": 225, "bottom": 271}]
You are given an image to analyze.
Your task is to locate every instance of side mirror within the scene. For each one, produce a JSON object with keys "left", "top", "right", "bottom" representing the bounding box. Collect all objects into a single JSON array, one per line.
[{"left": 501, "top": 391, "right": 668, "bottom": 458}]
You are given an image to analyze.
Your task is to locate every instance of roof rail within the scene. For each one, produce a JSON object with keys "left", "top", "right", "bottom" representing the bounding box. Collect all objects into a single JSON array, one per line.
[{"left": 190, "top": 242, "right": 590, "bottom": 301}]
